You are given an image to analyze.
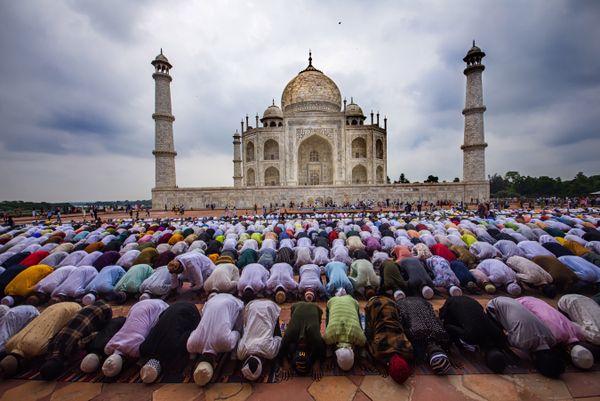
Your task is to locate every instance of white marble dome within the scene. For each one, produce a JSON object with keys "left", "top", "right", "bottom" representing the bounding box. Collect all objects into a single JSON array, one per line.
[
  {"left": 281, "top": 57, "right": 341, "bottom": 113},
  {"left": 262, "top": 103, "right": 283, "bottom": 119}
]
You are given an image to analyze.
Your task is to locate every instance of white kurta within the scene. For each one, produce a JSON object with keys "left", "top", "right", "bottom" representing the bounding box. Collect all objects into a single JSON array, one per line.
[
  {"left": 506, "top": 256, "right": 553, "bottom": 286},
  {"left": 469, "top": 242, "right": 501, "bottom": 260},
  {"left": 187, "top": 293, "right": 243, "bottom": 355},
  {"left": 78, "top": 251, "right": 102, "bottom": 267},
  {"left": 298, "top": 264, "right": 325, "bottom": 294},
  {"left": 139, "top": 266, "right": 173, "bottom": 296},
  {"left": 57, "top": 251, "right": 87, "bottom": 268},
  {"left": 494, "top": 240, "right": 524, "bottom": 260},
  {"left": 294, "top": 247, "right": 313, "bottom": 268},
  {"left": 237, "top": 263, "right": 269, "bottom": 295},
  {"left": 279, "top": 238, "right": 295, "bottom": 249},
  {"left": 237, "top": 299, "right": 282, "bottom": 360},
  {"left": 172, "top": 252, "right": 215, "bottom": 291},
  {"left": 558, "top": 294, "right": 600, "bottom": 345},
  {"left": 51, "top": 265, "right": 98, "bottom": 298},
  {"left": 312, "top": 247, "right": 330, "bottom": 266},
  {"left": 204, "top": 263, "right": 240, "bottom": 293},
  {"left": 116, "top": 250, "right": 141, "bottom": 269},
  {"left": 35, "top": 265, "right": 76, "bottom": 294},
  {"left": 476, "top": 259, "right": 518, "bottom": 287},
  {"left": 0, "top": 305, "right": 40, "bottom": 353},
  {"left": 331, "top": 246, "right": 352, "bottom": 265},
  {"left": 297, "top": 237, "right": 312, "bottom": 248},
  {"left": 266, "top": 263, "right": 297, "bottom": 293},
  {"left": 517, "top": 241, "right": 554, "bottom": 259}
]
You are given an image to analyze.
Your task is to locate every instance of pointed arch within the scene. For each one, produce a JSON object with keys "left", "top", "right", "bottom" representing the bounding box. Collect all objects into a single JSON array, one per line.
[
  {"left": 264, "top": 167, "right": 280, "bottom": 186},
  {"left": 352, "top": 164, "right": 367, "bottom": 184},
  {"left": 352, "top": 137, "right": 367, "bottom": 158}
]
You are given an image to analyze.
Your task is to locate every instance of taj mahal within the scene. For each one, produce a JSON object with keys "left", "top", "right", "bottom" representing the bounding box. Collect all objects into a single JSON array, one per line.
[
  {"left": 236, "top": 52, "right": 388, "bottom": 189},
  {"left": 151, "top": 44, "right": 490, "bottom": 209}
]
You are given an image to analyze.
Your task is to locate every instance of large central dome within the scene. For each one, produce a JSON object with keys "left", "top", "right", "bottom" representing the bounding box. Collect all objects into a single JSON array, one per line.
[{"left": 281, "top": 54, "right": 342, "bottom": 113}]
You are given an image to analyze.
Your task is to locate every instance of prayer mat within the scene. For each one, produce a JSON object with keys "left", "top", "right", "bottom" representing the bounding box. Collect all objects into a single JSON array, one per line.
[{"left": 12, "top": 315, "right": 599, "bottom": 384}]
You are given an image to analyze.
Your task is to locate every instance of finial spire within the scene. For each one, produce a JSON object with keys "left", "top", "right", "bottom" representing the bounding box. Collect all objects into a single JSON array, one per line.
[
  {"left": 308, "top": 49, "right": 312, "bottom": 66},
  {"left": 350, "top": 96, "right": 353, "bottom": 104},
  {"left": 472, "top": 40, "right": 475, "bottom": 47},
  {"left": 160, "top": 48, "right": 163, "bottom": 55},
  {"left": 272, "top": 99, "right": 275, "bottom": 106}
]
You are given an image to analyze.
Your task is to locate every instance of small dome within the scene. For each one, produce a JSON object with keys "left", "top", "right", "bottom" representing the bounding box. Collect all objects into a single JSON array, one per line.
[
  {"left": 152, "top": 49, "right": 172, "bottom": 68},
  {"left": 262, "top": 102, "right": 283, "bottom": 119},
  {"left": 467, "top": 45, "right": 482, "bottom": 55},
  {"left": 463, "top": 41, "right": 485, "bottom": 62},
  {"left": 155, "top": 53, "right": 169, "bottom": 63},
  {"left": 345, "top": 101, "right": 364, "bottom": 117}
]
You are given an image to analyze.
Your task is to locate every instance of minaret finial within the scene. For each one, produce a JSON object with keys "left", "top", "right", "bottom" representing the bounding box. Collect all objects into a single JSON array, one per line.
[
  {"left": 308, "top": 49, "right": 312, "bottom": 66},
  {"left": 350, "top": 96, "right": 353, "bottom": 104},
  {"left": 160, "top": 48, "right": 163, "bottom": 55},
  {"left": 472, "top": 40, "right": 475, "bottom": 47},
  {"left": 272, "top": 99, "right": 275, "bottom": 106}
]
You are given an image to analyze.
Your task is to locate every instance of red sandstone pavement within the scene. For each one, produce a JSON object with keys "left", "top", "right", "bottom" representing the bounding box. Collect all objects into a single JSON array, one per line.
[
  {"left": 1, "top": 372, "right": 599, "bottom": 401},
  {"left": 1, "top": 294, "right": 597, "bottom": 401},
  {"left": 10, "top": 203, "right": 489, "bottom": 225}
]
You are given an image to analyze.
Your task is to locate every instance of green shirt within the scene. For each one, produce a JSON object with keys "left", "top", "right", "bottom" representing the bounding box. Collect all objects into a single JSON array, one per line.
[
  {"left": 325, "top": 295, "right": 366, "bottom": 347},
  {"left": 280, "top": 302, "right": 326, "bottom": 361},
  {"left": 114, "top": 264, "right": 153, "bottom": 293}
]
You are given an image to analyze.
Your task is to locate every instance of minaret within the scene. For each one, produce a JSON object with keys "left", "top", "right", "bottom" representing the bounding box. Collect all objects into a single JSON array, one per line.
[
  {"left": 461, "top": 41, "right": 488, "bottom": 182},
  {"left": 151, "top": 49, "right": 177, "bottom": 188},
  {"left": 233, "top": 130, "right": 242, "bottom": 187}
]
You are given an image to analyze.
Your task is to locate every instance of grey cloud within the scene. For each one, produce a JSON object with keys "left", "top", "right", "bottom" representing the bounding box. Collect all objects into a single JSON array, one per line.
[{"left": 0, "top": 0, "right": 598, "bottom": 201}]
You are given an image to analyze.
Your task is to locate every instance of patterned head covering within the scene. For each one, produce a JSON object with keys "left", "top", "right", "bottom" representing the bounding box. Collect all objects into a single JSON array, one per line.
[
  {"left": 429, "top": 351, "right": 451, "bottom": 375},
  {"left": 140, "top": 358, "right": 161, "bottom": 383}
]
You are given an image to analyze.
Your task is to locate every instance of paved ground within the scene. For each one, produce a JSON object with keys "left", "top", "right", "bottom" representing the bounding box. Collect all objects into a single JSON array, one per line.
[
  {"left": 1, "top": 371, "right": 600, "bottom": 401},
  {"left": 11, "top": 205, "right": 475, "bottom": 225}
]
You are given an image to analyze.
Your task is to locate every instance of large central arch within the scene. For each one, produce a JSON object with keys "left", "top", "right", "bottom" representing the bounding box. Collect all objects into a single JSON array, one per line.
[{"left": 297, "top": 135, "right": 333, "bottom": 185}]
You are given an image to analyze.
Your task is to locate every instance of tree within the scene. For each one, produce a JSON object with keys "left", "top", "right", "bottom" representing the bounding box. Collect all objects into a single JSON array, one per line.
[
  {"left": 424, "top": 175, "right": 439, "bottom": 183},
  {"left": 386, "top": 176, "right": 391, "bottom": 184},
  {"left": 504, "top": 171, "right": 521, "bottom": 184},
  {"left": 489, "top": 171, "right": 600, "bottom": 198},
  {"left": 453, "top": 177, "right": 460, "bottom": 182},
  {"left": 398, "top": 173, "right": 410, "bottom": 184}
]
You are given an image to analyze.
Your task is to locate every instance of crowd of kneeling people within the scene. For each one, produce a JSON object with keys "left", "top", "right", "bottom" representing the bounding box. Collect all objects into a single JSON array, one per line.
[{"left": 0, "top": 209, "right": 599, "bottom": 386}]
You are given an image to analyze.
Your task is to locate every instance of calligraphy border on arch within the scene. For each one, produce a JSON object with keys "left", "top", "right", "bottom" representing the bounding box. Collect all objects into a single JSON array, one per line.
[{"left": 295, "top": 127, "right": 335, "bottom": 142}]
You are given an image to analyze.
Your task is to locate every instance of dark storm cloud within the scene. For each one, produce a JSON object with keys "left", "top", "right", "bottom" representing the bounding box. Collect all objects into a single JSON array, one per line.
[{"left": 0, "top": 0, "right": 598, "bottom": 201}]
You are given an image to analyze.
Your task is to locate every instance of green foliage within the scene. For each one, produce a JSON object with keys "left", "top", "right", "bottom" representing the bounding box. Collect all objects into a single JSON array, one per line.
[
  {"left": 0, "top": 201, "right": 74, "bottom": 214},
  {"left": 424, "top": 175, "right": 439, "bottom": 183},
  {"left": 398, "top": 173, "right": 410, "bottom": 184},
  {"left": 0, "top": 199, "right": 151, "bottom": 215},
  {"left": 490, "top": 171, "right": 600, "bottom": 197}
]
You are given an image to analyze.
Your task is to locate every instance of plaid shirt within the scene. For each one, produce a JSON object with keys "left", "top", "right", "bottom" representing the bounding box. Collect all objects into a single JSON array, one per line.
[
  {"left": 47, "top": 301, "right": 112, "bottom": 359},
  {"left": 365, "top": 296, "right": 413, "bottom": 363}
]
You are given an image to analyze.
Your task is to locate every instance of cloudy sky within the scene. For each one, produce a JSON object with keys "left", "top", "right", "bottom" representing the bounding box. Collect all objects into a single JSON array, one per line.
[{"left": 1, "top": 0, "right": 599, "bottom": 202}]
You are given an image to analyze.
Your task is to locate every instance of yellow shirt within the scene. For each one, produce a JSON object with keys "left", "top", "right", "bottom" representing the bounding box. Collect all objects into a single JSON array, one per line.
[
  {"left": 4, "top": 264, "right": 54, "bottom": 297},
  {"left": 168, "top": 233, "right": 184, "bottom": 246},
  {"left": 462, "top": 234, "right": 477, "bottom": 247},
  {"left": 563, "top": 240, "right": 590, "bottom": 257},
  {"left": 5, "top": 302, "right": 81, "bottom": 358}
]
